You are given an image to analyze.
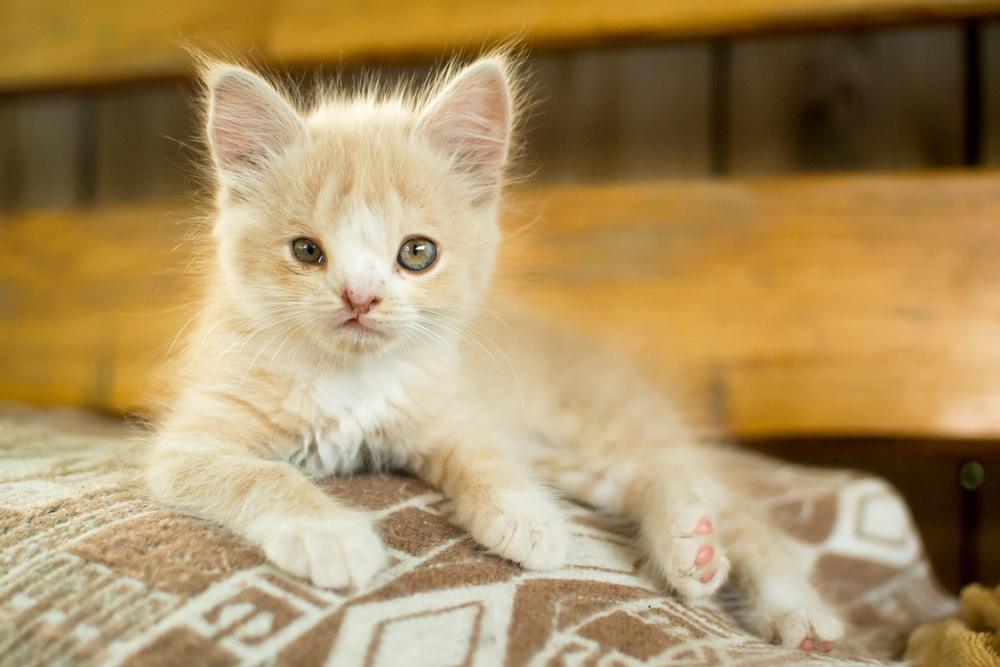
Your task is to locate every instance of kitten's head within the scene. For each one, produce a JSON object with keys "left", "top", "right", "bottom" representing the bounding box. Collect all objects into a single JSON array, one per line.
[{"left": 203, "top": 55, "right": 516, "bottom": 359}]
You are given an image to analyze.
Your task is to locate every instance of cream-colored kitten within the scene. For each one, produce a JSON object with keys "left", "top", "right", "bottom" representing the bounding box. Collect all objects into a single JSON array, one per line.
[{"left": 146, "top": 55, "right": 844, "bottom": 651}]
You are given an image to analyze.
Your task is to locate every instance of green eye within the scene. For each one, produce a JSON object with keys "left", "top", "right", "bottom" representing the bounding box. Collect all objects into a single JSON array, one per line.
[
  {"left": 291, "top": 237, "right": 324, "bottom": 264},
  {"left": 397, "top": 237, "right": 438, "bottom": 272}
]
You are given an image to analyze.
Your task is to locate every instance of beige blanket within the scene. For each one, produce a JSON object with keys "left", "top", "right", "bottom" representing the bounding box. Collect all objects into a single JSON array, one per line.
[{"left": 0, "top": 406, "right": 955, "bottom": 666}]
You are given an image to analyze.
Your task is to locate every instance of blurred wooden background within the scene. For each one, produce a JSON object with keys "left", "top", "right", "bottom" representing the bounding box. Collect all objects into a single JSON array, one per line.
[
  {"left": 12, "top": 22, "right": 1000, "bottom": 208},
  {"left": 4, "top": 3, "right": 1000, "bottom": 592}
]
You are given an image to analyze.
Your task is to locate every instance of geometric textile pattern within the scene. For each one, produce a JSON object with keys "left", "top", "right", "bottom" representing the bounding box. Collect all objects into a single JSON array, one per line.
[{"left": 0, "top": 405, "right": 956, "bottom": 666}]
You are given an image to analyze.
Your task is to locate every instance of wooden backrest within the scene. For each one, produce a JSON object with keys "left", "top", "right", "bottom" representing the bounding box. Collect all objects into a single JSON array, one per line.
[
  {"left": 4, "top": 172, "right": 1000, "bottom": 439},
  {"left": 5, "top": 0, "right": 1000, "bottom": 90}
]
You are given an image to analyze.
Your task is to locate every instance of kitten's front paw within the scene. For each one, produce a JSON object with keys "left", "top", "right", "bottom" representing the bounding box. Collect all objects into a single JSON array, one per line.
[
  {"left": 463, "top": 490, "right": 569, "bottom": 570},
  {"left": 248, "top": 515, "right": 388, "bottom": 590}
]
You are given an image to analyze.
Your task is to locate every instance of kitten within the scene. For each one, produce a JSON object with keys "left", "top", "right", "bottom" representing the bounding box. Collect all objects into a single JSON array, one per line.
[{"left": 146, "top": 53, "right": 845, "bottom": 651}]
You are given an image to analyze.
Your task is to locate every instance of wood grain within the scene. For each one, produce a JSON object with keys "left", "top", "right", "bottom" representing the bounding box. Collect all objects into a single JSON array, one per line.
[
  {"left": 3, "top": 173, "right": 1000, "bottom": 440},
  {"left": 527, "top": 45, "right": 712, "bottom": 181},
  {"left": 93, "top": 83, "right": 197, "bottom": 204},
  {"left": 0, "top": 205, "right": 195, "bottom": 408},
  {"left": 0, "top": 99, "right": 15, "bottom": 208},
  {"left": 984, "top": 21, "right": 1000, "bottom": 165},
  {"left": 5, "top": 0, "right": 1000, "bottom": 91},
  {"left": 727, "top": 26, "right": 963, "bottom": 174},
  {"left": 4, "top": 93, "right": 88, "bottom": 208}
]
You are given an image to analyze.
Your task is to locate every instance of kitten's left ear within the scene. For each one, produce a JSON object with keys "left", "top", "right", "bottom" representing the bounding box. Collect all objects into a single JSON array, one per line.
[
  {"left": 418, "top": 58, "right": 513, "bottom": 197},
  {"left": 205, "top": 65, "right": 304, "bottom": 186}
]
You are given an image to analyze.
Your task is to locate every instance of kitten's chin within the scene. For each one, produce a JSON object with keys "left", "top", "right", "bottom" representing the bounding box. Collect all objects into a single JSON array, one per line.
[
  {"left": 311, "top": 319, "right": 399, "bottom": 357},
  {"left": 338, "top": 324, "right": 389, "bottom": 349},
  {"left": 310, "top": 333, "right": 387, "bottom": 358}
]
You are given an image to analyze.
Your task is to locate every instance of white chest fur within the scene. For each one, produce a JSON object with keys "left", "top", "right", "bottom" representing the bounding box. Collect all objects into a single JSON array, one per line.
[{"left": 281, "top": 361, "right": 421, "bottom": 476}]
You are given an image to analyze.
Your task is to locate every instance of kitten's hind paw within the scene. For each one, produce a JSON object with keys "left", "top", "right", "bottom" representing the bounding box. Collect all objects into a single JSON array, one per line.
[
  {"left": 465, "top": 489, "right": 569, "bottom": 570},
  {"left": 248, "top": 515, "right": 388, "bottom": 590},
  {"left": 754, "top": 597, "right": 845, "bottom": 651}
]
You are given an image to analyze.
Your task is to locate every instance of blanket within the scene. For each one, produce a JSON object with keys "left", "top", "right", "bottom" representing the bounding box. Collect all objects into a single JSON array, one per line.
[{"left": 0, "top": 405, "right": 956, "bottom": 666}]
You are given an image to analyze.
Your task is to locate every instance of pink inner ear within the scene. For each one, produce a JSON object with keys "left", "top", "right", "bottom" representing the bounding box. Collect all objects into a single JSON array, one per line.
[
  {"left": 449, "top": 84, "right": 507, "bottom": 165},
  {"left": 209, "top": 70, "right": 301, "bottom": 176},
  {"left": 422, "top": 62, "right": 511, "bottom": 182}
]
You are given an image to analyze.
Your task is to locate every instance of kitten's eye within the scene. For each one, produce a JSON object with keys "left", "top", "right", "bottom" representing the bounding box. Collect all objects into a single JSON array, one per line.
[
  {"left": 397, "top": 237, "right": 438, "bottom": 272},
  {"left": 291, "top": 237, "right": 325, "bottom": 265}
]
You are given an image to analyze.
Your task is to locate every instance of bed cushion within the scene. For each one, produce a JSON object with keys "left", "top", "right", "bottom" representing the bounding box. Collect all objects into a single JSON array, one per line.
[{"left": 0, "top": 405, "right": 955, "bottom": 666}]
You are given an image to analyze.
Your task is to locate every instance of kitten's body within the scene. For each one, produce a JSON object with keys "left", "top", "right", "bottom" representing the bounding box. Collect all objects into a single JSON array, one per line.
[{"left": 147, "top": 55, "right": 844, "bottom": 650}]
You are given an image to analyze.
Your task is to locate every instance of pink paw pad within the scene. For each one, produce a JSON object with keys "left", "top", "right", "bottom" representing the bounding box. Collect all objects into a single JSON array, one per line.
[
  {"left": 694, "top": 544, "right": 714, "bottom": 566},
  {"left": 799, "top": 638, "right": 815, "bottom": 651},
  {"left": 694, "top": 518, "right": 713, "bottom": 535},
  {"left": 821, "top": 641, "right": 835, "bottom": 653},
  {"left": 698, "top": 569, "right": 716, "bottom": 583}
]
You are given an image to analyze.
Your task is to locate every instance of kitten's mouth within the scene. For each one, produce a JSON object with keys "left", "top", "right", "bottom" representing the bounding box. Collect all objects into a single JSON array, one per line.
[{"left": 339, "top": 316, "right": 384, "bottom": 337}]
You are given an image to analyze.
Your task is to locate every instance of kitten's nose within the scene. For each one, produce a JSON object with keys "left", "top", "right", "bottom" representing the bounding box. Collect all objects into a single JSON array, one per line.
[{"left": 341, "top": 286, "right": 382, "bottom": 314}]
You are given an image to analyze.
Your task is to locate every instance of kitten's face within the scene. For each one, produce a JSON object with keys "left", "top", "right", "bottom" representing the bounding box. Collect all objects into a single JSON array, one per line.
[{"left": 205, "top": 60, "right": 511, "bottom": 358}]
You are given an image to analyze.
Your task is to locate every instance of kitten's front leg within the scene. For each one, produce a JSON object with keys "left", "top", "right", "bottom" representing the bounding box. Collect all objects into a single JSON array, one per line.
[
  {"left": 146, "top": 426, "right": 387, "bottom": 590},
  {"left": 417, "top": 436, "right": 568, "bottom": 570}
]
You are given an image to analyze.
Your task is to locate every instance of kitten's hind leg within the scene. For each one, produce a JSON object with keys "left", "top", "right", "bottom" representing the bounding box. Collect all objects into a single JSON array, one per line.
[
  {"left": 718, "top": 504, "right": 845, "bottom": 651},
  {"left": 547, "top": 450, "right": 731, "bottom": 600},
  {"left": 632, "top": 473, "right": 732, "bottom": 599},
  {"left": 549, "top": 450, "right": 844, "bottom": 650}
]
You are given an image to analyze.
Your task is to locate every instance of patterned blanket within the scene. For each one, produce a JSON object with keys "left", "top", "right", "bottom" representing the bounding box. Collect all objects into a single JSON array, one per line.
[{"left": 0, "top": 405, "right": 956, "bottom": 666}]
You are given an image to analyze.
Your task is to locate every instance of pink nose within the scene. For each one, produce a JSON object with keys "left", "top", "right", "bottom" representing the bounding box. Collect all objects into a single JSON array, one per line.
[{"left": 341, "top": 287, "right": 382, "bottom": 314}]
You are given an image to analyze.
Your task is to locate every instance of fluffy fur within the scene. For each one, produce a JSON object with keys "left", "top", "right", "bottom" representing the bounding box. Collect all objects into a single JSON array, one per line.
[{"left": 146, "top": 53, "right": 845, "bottom": 651}]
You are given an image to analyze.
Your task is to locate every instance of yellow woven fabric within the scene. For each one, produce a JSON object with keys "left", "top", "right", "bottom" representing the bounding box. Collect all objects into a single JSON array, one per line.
[{"left": 906, "top": 584, "right": 1000, "bottom": 667}]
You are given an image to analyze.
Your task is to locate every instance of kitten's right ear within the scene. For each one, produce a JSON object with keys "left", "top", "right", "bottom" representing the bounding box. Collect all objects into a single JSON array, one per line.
[{"left": 204, "top": 65, "right": 303, "bottom": 184}]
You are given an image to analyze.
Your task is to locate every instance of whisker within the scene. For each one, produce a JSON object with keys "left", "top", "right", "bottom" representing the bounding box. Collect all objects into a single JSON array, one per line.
[{"left": 416, "top": 310, "right": 527, "bottom": 414}]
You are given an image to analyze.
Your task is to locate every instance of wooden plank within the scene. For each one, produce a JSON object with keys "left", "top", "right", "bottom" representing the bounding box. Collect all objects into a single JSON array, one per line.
[
  {"left": 3, "top": 93, "right": 88, "bottom": 209},
  {"left": 615, "top": 44, "right": 712, "bottom": 179},
  {"left": 3, "top": 173, "right": 1000, "bottom": 440},
  {"left": 728, "top": 26, "right": 963, "bottom": 174},
  {"left": 532, "top": 51, "right": 622, "bottom": 181},
  {"left": 5, "top": 0, "right": 1000, "bottom": 91},
  {"left": 93, "top": 82, "right": 196, "bottom": 203},
  {"left": 528, "top": 44, "right": 711, "bottom": 181},
  {"left": 984, "top": 21, "right": 1000, "bottom": 165},
  {"left": 511, "top": 175, "right": 1000, "bottom": 437},
  {"left": 0, "top": 206, "right": 193, "bottom": 408},
  {"left": 0, "top": 99, "right": 15, "bottom": 209}
]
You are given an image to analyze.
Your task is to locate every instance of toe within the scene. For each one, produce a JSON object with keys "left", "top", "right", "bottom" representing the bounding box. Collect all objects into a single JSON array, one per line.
[
  {"left": 694, "top": 518, "right": 713, "bottom": 535},
  {"left": 695, "top": 543, "right": 714, "bottom": 565},
  {"left": 776, "top": 611, "right": 810, "bottom": 648},
  {"left": 813, "top": 612, "right": 845, "bottom": 642}
]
